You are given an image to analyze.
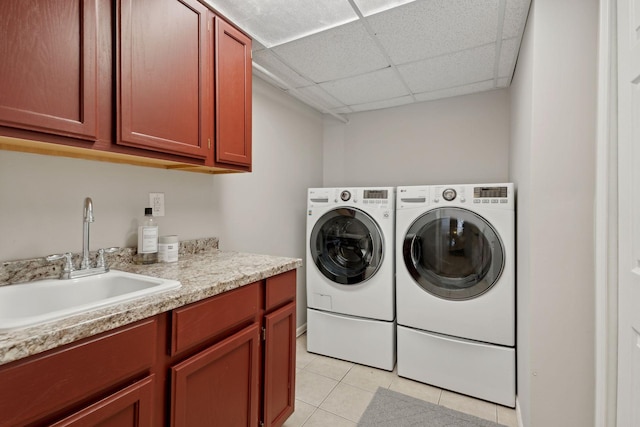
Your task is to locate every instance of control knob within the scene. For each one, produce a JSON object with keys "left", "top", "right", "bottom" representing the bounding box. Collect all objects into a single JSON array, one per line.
[{"left": 442, "top": 188, "right": 457, "bottom": 201}]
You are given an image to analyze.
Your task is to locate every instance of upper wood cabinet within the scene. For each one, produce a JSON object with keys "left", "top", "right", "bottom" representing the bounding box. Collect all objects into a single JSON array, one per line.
[
  {"left": 117, "top": 0, "right": 212, "bottom": 162},
  {"left": 214, "top": 17, "right": 252, "bottom": 169},
  {"left": 0, "top": 0, "right": 253, "bottom": 173},
  {"left": 0, "top": 0, "right": 99, "bottom": 141}
]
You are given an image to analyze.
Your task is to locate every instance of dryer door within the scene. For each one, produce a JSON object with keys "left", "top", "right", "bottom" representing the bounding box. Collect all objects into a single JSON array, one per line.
[
  {"left": 403, "top": 207, "right": 504, "bottom": 300},
  {"left": 310, "top": 207, "right": 384, "bottom": 285}
]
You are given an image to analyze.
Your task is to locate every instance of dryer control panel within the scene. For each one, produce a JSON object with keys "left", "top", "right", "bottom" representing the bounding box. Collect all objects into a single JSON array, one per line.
[{"left": 397, "top": 183, "right": 514, "bottom": 210}]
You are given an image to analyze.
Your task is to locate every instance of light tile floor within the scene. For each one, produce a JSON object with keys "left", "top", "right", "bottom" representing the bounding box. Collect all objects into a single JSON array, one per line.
[{"left": 285, "top": 333, "right": 518, "bottom": 427}]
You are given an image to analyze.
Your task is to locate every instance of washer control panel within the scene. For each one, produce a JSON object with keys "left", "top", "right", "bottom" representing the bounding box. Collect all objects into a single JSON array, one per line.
[
  {"left": 308, "top": 188, "right": 395, "bottom": 211},
  {"left": 442, "top": 188, "right": 457, "bottom": 201},
  {"left": 433, "top": 186, "right": 466, "bottom": 204}
]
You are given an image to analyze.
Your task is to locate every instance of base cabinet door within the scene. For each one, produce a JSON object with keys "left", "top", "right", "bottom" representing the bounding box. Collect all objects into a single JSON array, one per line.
[
  {"left": 171, "top": 323, "right": 260, "bottom": 427},
  {"left": 263, "top": 302, "right": 296, "bottom": 427},
  {"left": 50, "top": 376, "right": 155, "bottom": 427},
  {"left": 0, "top": 0, "right": 98, "bottom": 140}
]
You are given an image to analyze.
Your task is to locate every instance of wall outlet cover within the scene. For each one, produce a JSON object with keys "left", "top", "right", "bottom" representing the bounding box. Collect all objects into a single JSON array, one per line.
[{"left": 149, "top": 192, "right": 165, "bottom": 216}]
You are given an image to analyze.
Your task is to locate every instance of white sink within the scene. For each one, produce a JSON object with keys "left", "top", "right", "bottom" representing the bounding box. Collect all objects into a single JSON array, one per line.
[{"left": 0, "top": 270, "right": 181, "bottom": 332}]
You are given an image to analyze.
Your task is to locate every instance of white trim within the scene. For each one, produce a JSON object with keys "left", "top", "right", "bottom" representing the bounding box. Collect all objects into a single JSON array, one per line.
[
  {"left": 296, "top": 323, "right": 307, "bottom": 337},
  {"left": 515, "top": 398, "right": 524, "bottom": 427},
  {"left": 595, "top": 0, "right": 618, "bottom": 426}
]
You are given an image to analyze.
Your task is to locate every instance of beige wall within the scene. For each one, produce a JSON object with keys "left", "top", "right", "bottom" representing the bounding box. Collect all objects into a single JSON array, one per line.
[
  {"left": 509, "top": 0, "right": 598, "bottom": 426},
  {"left": 0, "top": 152, "right": 219, "bottom": 261},
  {"left": 0, "top": 77, "right": 324, "bottom": 328},
  {"left": 211, "top": 78, "right": 324, "bottom": 327},
  {"left": 323, "top": 89, "right": 511, "bottom": 187}
]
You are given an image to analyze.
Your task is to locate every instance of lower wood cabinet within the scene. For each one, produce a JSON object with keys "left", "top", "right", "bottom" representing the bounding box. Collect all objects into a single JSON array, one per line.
[
  {"left": 50, "top": 376, "right": 155, "bottom": 427},
  {"left": 0, "top": 270, "right": 297, "bottom": 427},
  {"left": 0, "top": 319, "right": 158, "bottom": 427},
  {"left": 263, "top": 302, "right": 296, "bottom": 427},
  {"left": 171, "top": 323, "right": 260, "bottom": 427},
  {"left": 170, "top": 270, "right": 297, "bottom": 427}
]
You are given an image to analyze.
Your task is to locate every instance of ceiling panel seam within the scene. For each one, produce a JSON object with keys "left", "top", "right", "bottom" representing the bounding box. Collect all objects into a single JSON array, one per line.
[
  {"left": 253, "top": 63, "right": 350, "bottom": 123},
  {"left": 262, "top": 48, "right": 353, "bottom": 109},
  {"left": 492, "top": 0, "right": 507, "bottom": 88},
  {"left": 347, "top": 0, "right": 417, "bottom": 102}
]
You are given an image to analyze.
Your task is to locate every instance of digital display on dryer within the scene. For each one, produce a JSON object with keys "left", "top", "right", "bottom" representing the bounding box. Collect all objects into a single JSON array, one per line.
[
  {"left": 363, "top": 190, "right": 388, "bottom": 199},
  {"left": 474, "top": 187, "right": 508, "bottom": 198}
]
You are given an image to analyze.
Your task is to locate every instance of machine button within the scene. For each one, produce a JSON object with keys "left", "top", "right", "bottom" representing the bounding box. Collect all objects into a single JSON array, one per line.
[
  {"left": 474, "top": 199, "right": 481, "bottom": 204},
  {"left": 442, "top": 188, "right": 457, "bottom": 201},
  {"left": 491, "top": 199, "right": 499, "bottom": 204},
  {"left": 340, "top": 190, "right": 351, "bottom": 202},
  {"left": 500, "top": 199, "right": 508, "bottom": 203},
  {"left": 482, "top": 200, "right": 490, "bottom": 204}
]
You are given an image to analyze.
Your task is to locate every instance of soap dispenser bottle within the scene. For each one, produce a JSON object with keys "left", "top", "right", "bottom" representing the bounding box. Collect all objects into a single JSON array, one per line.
[{"left": 135, "top": 207, "right": 158, "bottom": 264}]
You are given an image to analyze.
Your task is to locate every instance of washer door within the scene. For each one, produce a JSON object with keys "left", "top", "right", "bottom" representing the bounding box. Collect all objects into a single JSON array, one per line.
[
  {"left": 310, "top": 207, "right": 384, "bottom": 285},
  {"left": 403, "top": 207, "right": 504, "bottom": 300}
]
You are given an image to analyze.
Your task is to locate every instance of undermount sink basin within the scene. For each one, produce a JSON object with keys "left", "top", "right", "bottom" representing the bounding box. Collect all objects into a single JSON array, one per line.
[{"left": 0, "top": 270, "right": 181, "bottom": 332}]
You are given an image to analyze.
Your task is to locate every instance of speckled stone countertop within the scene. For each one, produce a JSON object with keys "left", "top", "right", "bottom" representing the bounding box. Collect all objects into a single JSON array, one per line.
[{"left": 0, "top": 241, "right": 301, "bottom": 366}]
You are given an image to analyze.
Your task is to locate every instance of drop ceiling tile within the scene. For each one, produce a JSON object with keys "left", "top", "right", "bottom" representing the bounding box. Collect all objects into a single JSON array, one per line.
[
  {"left": 253, "top": 50, "right": 313, "bottom": 88},
  {"left": 414, "top": 80, "right": 495, "bottom": 102},
  {"left": 349, "top": 95, "right": 414, "bottom": 112},
  {"left": 366, "top": 0, "right": 500, "bottom": 65},
  {"left": 398, "top": 44, "right": 496, "bottom": 94},
  {"left": 498, "top": 38, "right": 519, "bottom": 77},
  {"left": 503, "top": 0, "right": 531, "bottom": 39},
  {"left": 319, "top": 67, "right": 410, "bottom": 105},
  {"left": 272, "top": 21, "right": 390, "bottom": 83},
  {"left": 297, "top": 85, "right": 346, "bottom": 109},
  {"left": 352, "top": 0, "right": 418, "bottom": 16},
  {"left": 203, "top": 0, "right": 358, "bottom": 47}
]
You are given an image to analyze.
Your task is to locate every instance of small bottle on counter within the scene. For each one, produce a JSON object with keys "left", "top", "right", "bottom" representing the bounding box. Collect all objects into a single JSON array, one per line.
[
  {"left": 134, "top": 207, "right": 158, "bottom": 264},
  {"left": 158, "top": 235, "right": 179, "bottom": 263}
]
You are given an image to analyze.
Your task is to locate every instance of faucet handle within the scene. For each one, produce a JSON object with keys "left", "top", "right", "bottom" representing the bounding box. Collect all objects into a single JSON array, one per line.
[
  {"left": 46, "top": 252, "right": 75, "bottom": 275},
  {"left": 96, "top": 247, "right": 119, "bottom": 269}
]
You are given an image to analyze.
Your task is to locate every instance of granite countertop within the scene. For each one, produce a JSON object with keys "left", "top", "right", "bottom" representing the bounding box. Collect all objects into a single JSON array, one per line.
[{"left": 0, "top": 247, "right": 302, "bottom": 366}]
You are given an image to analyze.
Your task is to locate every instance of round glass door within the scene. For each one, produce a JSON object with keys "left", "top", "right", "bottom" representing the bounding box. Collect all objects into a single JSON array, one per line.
[
  {"left": 310, "top": 207, "right": 384, "bottom": 285},
  {"left": 403, "top": 207, "right": 504, "bottom": 300}
]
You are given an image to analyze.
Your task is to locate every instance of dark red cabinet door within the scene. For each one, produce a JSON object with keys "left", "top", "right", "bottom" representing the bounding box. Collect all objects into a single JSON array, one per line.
[
  {"left": 171, "top": 323, "right": 260, "bottom": 427},
  {"left": 263, "top": 303, "right": 296, "bottom": 427},
  {"left": 214, "top": 17, "right": 252, "bottom": 168},
  {"left": 0, "top": 0, "right": 98, "bottom": 140},
  {"left": 117, "top": 0, "right": 211, "bottom": 161},
  {"left": 50, "top": 376, "right": 155, "bottom": 427}
]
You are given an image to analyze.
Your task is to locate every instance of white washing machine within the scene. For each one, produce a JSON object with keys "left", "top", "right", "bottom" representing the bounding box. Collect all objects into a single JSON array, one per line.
[
  {"left": 395, "top": 183, "right": 515, "bottom": 407},
  {"left": 306, "top": 187, "right": 396, "bottom": 371}
]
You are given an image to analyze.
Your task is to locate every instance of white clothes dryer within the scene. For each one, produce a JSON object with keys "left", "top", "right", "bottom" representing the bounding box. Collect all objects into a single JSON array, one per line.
[
  {"left": 306, "top": 187, "right": 395, "bottom": 370},
  {"left": 395, "top": 183, "right": 515, "bottom": 407}
]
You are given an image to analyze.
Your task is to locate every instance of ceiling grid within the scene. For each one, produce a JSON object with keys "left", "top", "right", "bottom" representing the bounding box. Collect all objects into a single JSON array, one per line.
[{"left": 204, "top": 0, "right": 531, "bottom": 118}]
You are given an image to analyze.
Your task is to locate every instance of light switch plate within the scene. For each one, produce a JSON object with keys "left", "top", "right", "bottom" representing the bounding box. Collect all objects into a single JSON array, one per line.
[{"left": 149, "top": 192, "right": 165, "bottom": 217}]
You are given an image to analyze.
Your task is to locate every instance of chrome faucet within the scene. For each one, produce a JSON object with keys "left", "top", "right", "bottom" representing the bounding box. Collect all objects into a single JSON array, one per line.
[
  {"left": 46, "top": 197, "right": 118, "bottom": 279},
  {"left": 81, "top": 197, "right": 94, "bottom": 270}
]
